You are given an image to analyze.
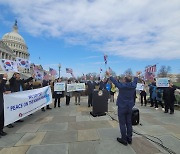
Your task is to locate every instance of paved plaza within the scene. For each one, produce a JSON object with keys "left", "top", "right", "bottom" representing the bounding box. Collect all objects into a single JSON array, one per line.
[{"left": 0, "top": 96, "right": 180, "bottom": 154}]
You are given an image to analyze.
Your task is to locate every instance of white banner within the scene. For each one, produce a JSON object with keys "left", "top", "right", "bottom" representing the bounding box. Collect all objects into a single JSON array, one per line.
[
  {"left": 136, "top": 83, "right": 144, "bottom": 91},
  {"left": 54, "top": 82, "right": 65, "bottom": 91},
  {"left": 4, "top": 86, "right": 52, "bottom": 126},
  {"left": 156, "top": 78, "right": 169, "bottom": 87},
  {"left": 67, "top": 83, "right": 86, "bottom": 92}
]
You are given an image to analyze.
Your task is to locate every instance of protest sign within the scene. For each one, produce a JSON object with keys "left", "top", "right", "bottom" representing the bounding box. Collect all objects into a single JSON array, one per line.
[
  {"left": 156, "top": 78, "right": 169, "bottom": 87},
  {"left": 136, "top": 83, "right": 144, "bottom": 91},
  {"left": 75, "top": 83, "right": 86, "bottom": 91},
  {"left": 4, "top": 86, "right": 52, "bottom": 126},
  {"left": 67, "top": 84, "right": 76, "bottom": 92},
  {"left": 54, "top": 82, "right": 65, "bottom": 91}
]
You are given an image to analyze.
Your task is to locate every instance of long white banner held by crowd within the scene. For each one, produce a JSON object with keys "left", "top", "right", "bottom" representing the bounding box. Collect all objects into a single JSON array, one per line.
[{"left": 4, "top": 86, "right": 52, "bottom": 126}]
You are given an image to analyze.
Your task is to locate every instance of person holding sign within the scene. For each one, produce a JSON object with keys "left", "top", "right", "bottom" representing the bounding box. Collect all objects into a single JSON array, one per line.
[
  {"left": 9, "top": 72, "right": 34, "bottom": 92},
  {"left": 9, "top": 72, "right": 35, "bottom": 123},
  {"left": 54, "top": 78, "right": 64, "bottom": 108},
  {"left": 0, "top": 73, "right": 11, "bottom": 136},
  {"left": 66, "top": 80, "right": 72, "bottom": 106},
  {"left": 156, "top": 87, "right": 165, "bottom": 111},
  {"left": 106, "top": 70, "right": 140, "bottom": 146},
  {"left": 74, "top": 80, "right": 81, "bottom": 105},
  {"left": 163, "top": 82, "right": 179, "bottom": 114}
]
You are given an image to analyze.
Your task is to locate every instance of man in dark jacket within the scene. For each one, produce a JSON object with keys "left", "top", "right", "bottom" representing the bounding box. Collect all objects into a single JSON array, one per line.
[
  {"left": 0, "top": 73, "right": 10, "bottom": 136},
  {"left": 9, "top": 72, "right": 34, "bottom": 123},
  {"left": 86, "top": 76, "right": 97, "bottom": 107},
  {"left": 9, "top": 72, "right": 34, "bottom": 92},
  {"left": 163, "top": 83, "right": 179, "bottom": 114},
  {"left": 106, "top": 71, "right": 140, "bottom": 146},
  {"left": 99, "top": 78, "right": 109, "bottom": 90}
]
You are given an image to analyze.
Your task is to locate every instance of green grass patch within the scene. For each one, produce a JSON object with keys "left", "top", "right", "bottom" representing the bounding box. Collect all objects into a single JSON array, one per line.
[{"left": 173, "top": 82, "right": 180, "bottom": 87}]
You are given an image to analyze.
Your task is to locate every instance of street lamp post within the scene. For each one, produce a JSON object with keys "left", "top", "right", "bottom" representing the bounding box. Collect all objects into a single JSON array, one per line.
[{"left": 58, "top": 63, "right": 61, "bottom": 78}]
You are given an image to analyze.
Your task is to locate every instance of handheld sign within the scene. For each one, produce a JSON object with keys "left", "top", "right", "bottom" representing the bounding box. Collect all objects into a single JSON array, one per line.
[
  {"left": 67, "top": 83, "right": 86, "bottom": 92},
  {"left": 156, "top": 78, "right": 169, "bottom": 87},
  {"left": 76, "top": 83, "right": 86, "bottom": 91},
  {"left": 67, "top": 84, "right": 76, "bottom": 92},
  {"left": 54, "top": 82, "right": 65, "bottom": 91},
  {"left": 136, "top": 83, "right": 144, "bottom": 91}
]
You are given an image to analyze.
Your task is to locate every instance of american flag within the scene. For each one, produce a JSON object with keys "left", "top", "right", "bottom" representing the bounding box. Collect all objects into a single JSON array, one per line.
[
  {"left": 145, "top": 72, "right": 155, "bottom": 80},
  {"left": 66, "top": 68, "right": 73, "bottom": 74},
  {"left": 145, "top": 65, "right": 156, "bottom": 73},
  {"left": 49, "top": 68, "right": 57, "bottom": 76},
  {"left": 104, "top": 55, "right": 108, "bottom": 64}
]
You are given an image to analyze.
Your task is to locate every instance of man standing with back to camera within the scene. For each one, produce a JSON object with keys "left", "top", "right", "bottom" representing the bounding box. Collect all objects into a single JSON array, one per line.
[{"left": 106, "top": 70, "right": 141, "bottom": 146}]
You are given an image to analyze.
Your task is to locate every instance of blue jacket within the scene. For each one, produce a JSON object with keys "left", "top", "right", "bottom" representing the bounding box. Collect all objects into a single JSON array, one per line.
[
  {"left": 156, "top": 88, "right": 163, "bottom": 101},
  {"left": 110, "top": 77, "right": 138, "bottom": 109},
  {"left": 149, "top": 84, "right": 157, "bottom": 100}
]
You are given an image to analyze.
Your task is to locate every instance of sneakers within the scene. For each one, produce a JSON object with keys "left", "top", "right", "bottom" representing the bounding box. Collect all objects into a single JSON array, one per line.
[
  {"left": 7, "top": 124, "right": 14, "bottom": 128},
  {"left": 16, "top": 120, "right": 24, "bottom": 122},
  {"left": 155, "top": 108, "right": 159, "bottom": 110},
  {"left": 41, "top": 108, "right": 45, "bottom": 112},
  {"left": 117, "top": 138, "right": 127, "bottom": 146},
  {"left": 162, "top": 108, "right": 165, "bottom": 111},
  {"left": 170, "top": 111, "right": 174, "bottom": 114}
]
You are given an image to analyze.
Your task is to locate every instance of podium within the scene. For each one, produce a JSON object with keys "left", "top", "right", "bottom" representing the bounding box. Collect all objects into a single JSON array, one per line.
[{"left": 90, "top": 89, "right": 109, "bottom": 117}]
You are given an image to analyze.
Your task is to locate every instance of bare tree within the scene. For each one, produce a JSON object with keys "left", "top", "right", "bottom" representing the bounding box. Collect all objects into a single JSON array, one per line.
[{"left": 157, "top": 65, "right": 171, "bottom": 77}]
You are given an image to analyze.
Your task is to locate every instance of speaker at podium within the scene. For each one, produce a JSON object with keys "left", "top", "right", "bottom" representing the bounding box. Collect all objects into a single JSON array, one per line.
[{"left": 90, "top": 89, "right": 109, "bottom": 117}]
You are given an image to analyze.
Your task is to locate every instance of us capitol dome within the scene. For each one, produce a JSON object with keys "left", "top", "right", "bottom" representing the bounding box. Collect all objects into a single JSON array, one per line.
[
  {"left": 0, "top": 20, "right": 31, "bottom": 75},
  {"left": 1, "top": 20, "right": 30, "bottom": 60}
]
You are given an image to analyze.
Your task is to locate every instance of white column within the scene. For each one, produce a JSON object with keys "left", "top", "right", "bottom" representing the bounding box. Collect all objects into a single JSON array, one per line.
[
  {"left": 6, "top": 53, "right": 8, "bottom": 59},
  {"left": 0, "top": 51, "right": 2, "bottom": 58},
  {"left": 2, "top": 52, "right": 4, "bottom": 59}
]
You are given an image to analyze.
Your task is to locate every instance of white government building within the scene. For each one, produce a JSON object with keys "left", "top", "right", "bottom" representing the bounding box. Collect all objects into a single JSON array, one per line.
[{"left": 0, "top": 20, "right": 33, "bottom": 77}]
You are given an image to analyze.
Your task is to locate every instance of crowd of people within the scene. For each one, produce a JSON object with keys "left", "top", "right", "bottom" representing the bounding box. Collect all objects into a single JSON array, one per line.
[
  {"left": 140, "top": 79, "right": 179, "bottom": 114},
  {"left": 0, "top": 71, "right": 179, "bottom": 145}
]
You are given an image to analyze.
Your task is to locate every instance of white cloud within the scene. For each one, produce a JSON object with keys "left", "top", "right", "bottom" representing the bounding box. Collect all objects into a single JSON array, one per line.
[{"left": 1, "top": 0, "right": 180, "bottom": 59}]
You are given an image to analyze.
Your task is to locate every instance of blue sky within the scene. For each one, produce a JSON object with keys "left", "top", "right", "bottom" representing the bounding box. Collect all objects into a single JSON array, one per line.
[{"left": 0, "top": 0, "right": 180, "bottom": 77}]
